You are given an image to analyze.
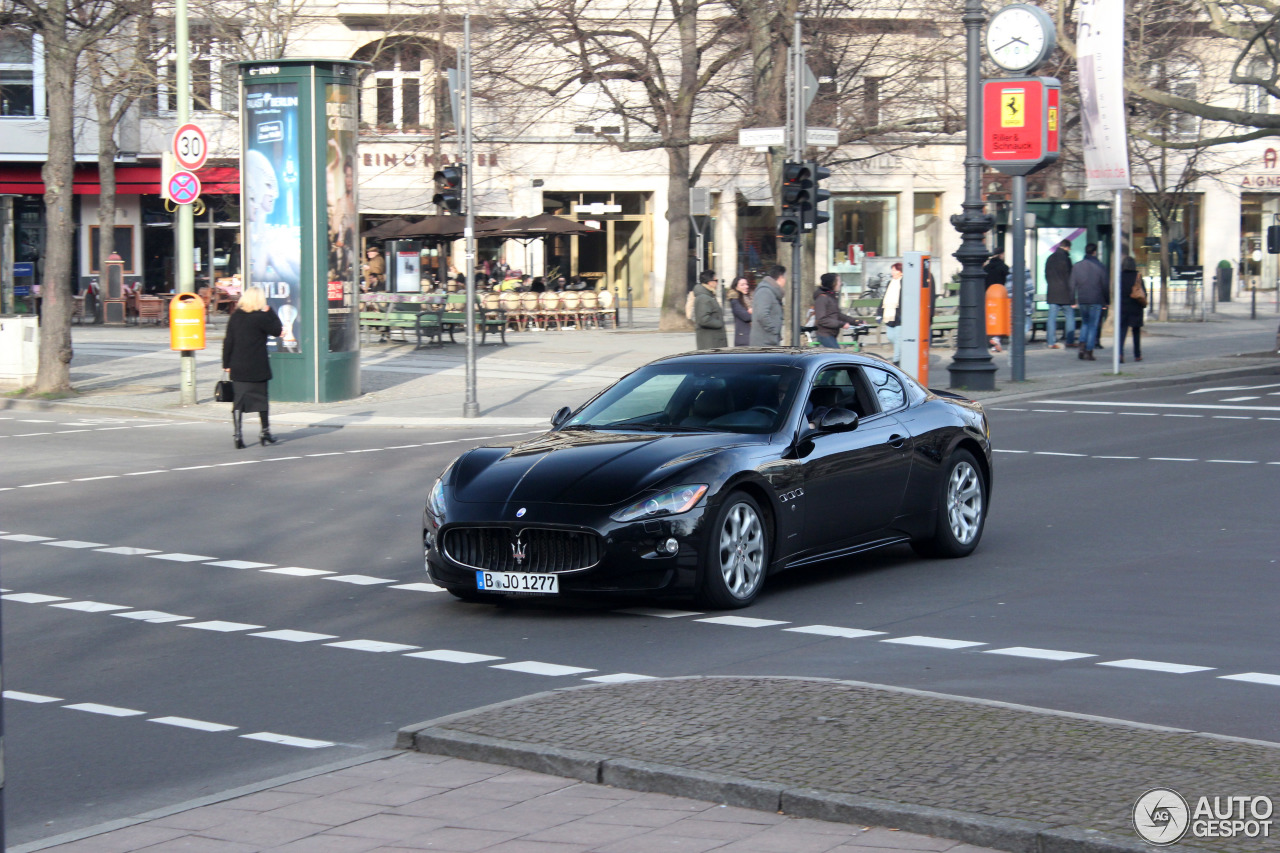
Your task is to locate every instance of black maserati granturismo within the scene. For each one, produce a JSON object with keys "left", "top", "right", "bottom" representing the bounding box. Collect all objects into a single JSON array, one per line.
[{"left": 424, "top": 348, "right": 992, "bottom": 609}]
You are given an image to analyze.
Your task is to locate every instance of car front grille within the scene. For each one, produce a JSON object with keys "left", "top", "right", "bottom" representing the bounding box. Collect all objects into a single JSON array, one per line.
[{"left": 442, "top": 527, "right": 604, "bottom": 574}]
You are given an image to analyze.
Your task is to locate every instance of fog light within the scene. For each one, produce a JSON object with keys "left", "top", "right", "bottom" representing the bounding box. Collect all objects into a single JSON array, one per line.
[
  {"left": 659, "top": 537, "right": 679, "bottom": 555},
  {"left": 423, "top": 530, "right": 435, "bottom": 550}
]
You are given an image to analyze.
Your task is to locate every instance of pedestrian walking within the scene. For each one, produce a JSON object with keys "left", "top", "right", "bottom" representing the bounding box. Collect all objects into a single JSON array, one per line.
[
  {"left": 727, "top": 276, "right": 753, "bottom": 346},
  {"left": 1069, "top": 242, "right": 1109, "bottom": 361},
  {"left": 1006, "top": 266, "right": 1034, "bottom": 341},
  {"left": 1044, "top": 240, "right": 1076, "bottom": 348},
  {"left": 878, "top": 263, "right": 904, "bottom": 364},
  {"left": 222, "top": 286, "right": 284, "bottom": 449},
  {"left": 984, "top": 249, "right": 1010, "bottom": 287},
  {"left": 749, "top": 265, "right": 786, "bottom": 346},
  {"left": 693, "top": 270, "right": 728, "bottom": 349},
  {"left": 1119, "top": 254, "right": 1145, "bottom": 363},
  {"left": 813, "top": 273, "right": 857, "bottom": 349}
]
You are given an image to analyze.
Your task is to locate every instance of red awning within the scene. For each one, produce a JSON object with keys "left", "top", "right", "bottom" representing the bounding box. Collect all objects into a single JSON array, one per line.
[{"left": 0, "top": 164, "right": 240, "bottom": 195}]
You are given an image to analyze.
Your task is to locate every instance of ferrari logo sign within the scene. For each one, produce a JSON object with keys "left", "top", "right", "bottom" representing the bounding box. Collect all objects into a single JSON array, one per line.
[
  {"left": 982, "top": 77, "right": 1060, "bottom": 176},
  {"left": 1001, "top": 90, "right": 1025, "bottom": 127}
]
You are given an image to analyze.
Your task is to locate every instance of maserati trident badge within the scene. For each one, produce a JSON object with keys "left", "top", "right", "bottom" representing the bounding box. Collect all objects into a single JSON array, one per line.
[{"left": 511, "top": 534, "right": 526, "bottom": 566}]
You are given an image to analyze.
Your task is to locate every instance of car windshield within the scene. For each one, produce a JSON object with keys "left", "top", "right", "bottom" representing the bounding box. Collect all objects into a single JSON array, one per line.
[{"left": 566, "top": 362, "right": 803, "bottom": 435}]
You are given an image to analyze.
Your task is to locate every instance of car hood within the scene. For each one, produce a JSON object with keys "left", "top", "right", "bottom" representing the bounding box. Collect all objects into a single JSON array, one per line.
[{"left": 451, "top": 430, "right": 760, "bottom": 506}]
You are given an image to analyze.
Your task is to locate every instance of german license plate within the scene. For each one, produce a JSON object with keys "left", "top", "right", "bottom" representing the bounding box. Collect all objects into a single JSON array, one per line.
[{"left": 476, "top": 571, "right": 559, "bottom": 594}]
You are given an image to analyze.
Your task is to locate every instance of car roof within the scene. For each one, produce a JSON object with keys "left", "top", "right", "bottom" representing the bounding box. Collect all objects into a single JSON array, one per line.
[{"left": 650, "top": 348, "right": 896, "bottom": 370}]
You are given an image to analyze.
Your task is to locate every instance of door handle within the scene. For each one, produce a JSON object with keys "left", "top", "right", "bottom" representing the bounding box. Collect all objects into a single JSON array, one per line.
[{"left": 888, "top": 434, "right": 906, "bottom": 449}]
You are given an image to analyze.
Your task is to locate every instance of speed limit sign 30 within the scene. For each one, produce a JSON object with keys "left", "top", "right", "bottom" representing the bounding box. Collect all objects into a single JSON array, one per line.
[{"left": 172, "top": 123, "right": 208, "bottom": 172}]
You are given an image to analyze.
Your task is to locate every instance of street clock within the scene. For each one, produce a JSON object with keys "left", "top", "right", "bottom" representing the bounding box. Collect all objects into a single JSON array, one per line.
[{"left": 985, "top": 4, "right": 1056, "bottom": 74}]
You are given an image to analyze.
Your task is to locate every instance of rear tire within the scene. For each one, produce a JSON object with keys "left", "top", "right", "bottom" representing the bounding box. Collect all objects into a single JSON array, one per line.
[
  {"left": 912, "top": 449, "right": 987, "bottom": 559},
  {"left": 697, "top": 492, "right": 769, "bottom": 609}
]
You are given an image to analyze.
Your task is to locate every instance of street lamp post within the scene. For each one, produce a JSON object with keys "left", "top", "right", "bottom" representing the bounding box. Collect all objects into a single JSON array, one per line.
[{"left": 948, "top": 0, "right": 997, "bottom": 391}]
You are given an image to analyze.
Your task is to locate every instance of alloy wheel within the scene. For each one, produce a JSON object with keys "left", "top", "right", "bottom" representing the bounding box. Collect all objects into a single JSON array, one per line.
[
  {"left": 946, "top": 460, "right": 983, "bottom": 545},
  {"left": 718, "top": 502, "right": 765, "bottom": 599}
]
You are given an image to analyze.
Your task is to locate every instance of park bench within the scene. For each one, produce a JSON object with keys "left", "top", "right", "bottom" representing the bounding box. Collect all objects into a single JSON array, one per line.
[
  {"left": 440, "top": 293, "right": 508, "bottom": 345},
  {"left": 359, "top": 307, "right": 444, "bottom": 348}
]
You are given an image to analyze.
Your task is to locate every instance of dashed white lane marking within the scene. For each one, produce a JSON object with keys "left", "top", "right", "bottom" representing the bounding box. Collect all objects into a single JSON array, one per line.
[
  {"left": 74, "top": 476, "right": 119, "bottom": 482},
  {"left": 1033, "top": 399, "right": 1280, "bottom": 413},
  {"left": 1150, "top": 457, "right": 1198, "bottom": 462},
  {"left": 206, "top": 560, "right": 275, "bottom": 570},
  {"left": 1119, "top": 412, "right": 1158, "bottom": 417},
  {"left": 95, "top": 546, "right": 159, "bottom": 555},
  {"left": 306, "top": 452, "right": 343, "bottom": 457},
  {"left": 124, "top": 470, "right": 168, "bottom": 476},
  {"left": 265, "top": 456, "right": 301, "bottom": 461},
  {"left": 392, "top": 583, "right": 445, "bottom": 592},
  {"left": 240, "top": 732, "right": 334, "bottom": 749},
  {"left": 405, "top": 649, "right": 504, "bottom": 664},
  {"left": 250, "top": 630, "right": 338, "bottom": 643},
  {"left": 113, "top": 610, "right": 191, "bottom": 623},
  {"left": 984, "top": 647, "right": 1096, "bottom": 661},
  {"left": 65, "top": 702, "right": 145, "bottom": 717},
  {"left": 19, "top": 482, "right": 66, "bottom": 488},
  {"left": 617, "top": 607, "right": 704, "bottom": 618},
  {"left": 1034, "top": 452, "right": 1087, "bottom": 457},
  {"left": 172, "top": 465, "right": 213, "bottom": 471},
  {"left": 585, "top": 673, "right": 659, "bottom": 683},
  {"left": 5, "top": 691, "right": 62, "bottom": 703},
  {"left": 881, "top": 636, "right": 986, "bottom": 650},
  {"left": 1206, "top": 459, "right": 1259, "bottom": 465},
  {"left": 2, "top": 592, "right": 68, "bottom": 604},
  {"left": 785, "top": 625, "right": 886, "bottom": 639},
  {"left": 1219, "top": 672, "right": 1280, "bottom": 686},
  {"left": 696, "top": 615, "right": 790, "bottom": 628},
  {"left": 1098, "top": 659, "right": 1214, "bottom": 674},
  {"left": 1220, "top": 396, "right": 1261, "bottom": 402},
  {"left": 491, "top": 661, "right": 596, "bottom": 677},
  {"left": 325, "top": 574, "right": 395, "bottom": 586},
  {"left": 324, "top": 640, "right": 419, "bottom": 653},
  {"left": 150, "top": 716, "right": 238, "bottom": 733},
  {"left": 44, "top": 540, "right": 108, "bottom": 549},
  {"left": 181, "top": 620, "right": 265, "bottom": 633},
  {"left": 148, "top": 553, "right": 216, "bottom": 562},
  {"left": 263, "top": 567, "right": 334, "bottom": 577},
  {"left": 51, "top": 601, "right": 130, "bottom": 613}
]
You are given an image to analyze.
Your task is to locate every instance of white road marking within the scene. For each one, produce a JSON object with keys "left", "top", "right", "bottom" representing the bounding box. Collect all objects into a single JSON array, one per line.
[
  {"left": 250, "top": 629, "right": 339, "bottom": 643},
  {"left": 74, "top": 475, "right": 119, "bottom": 481},
  {"left": 391, "top": 583, "right": 445, "bottom": 592},
  {"left": 51, "top": 601, "right": 130, "bottom": 613},
  {"left": 18, "top": 419, "right": 51, "bottom": 423},
  {"left": 490, "top": 661, "right": 596, "bottom": 677},
  {"left": 172, "top": 465, "right": 213, "bottom": 471},
  {"left": 65, "top": 703, "right": 145, "bottom": 717},
  {"left": 616, "top": 607, "right": 703, "bottom": 618},
  {"left": 306, "top": 452, "right": 343, "bottom": 457},
  {"left": 1119, "top": 412, "right": 1158, "bottom": 417},
  {"left": 96, "top": 546, "right": 160, "bottom": 555},
  {"left": 324, "top": 640, "right": 420, "bottom": 653},
  {"left": 1189, "top": 383, "right": 1280, "bottom": 394},
  {"left": 785, "top": 625, "right": 887, "bottom": 639},
  {"left": 206, "top": 560, "right": 274, "bottom": 570},
  {"left": 584, "top": 673, "right": 658, "bottom": 683},
  {"left": 262, "top": 567, "right": 333, "bottom": 577},
  {"left": 696, "top": 615, "right": 790, "bottom": 628},
  {"left": 1033, "top": 399, "right": 1280, "bottom": 413},
  {"left": 149, "top": 717, "right": 238, "bottom": 732},
  {"left": 993, "top": 449, "right": 1029, "bottom": 454},
  {"left": 1072, "top": 411, "right": 1113, "bottom": 415},
  {"left": 1034, "top": 452, "right": 1087, "bottom": 457},
  {"left": 1220, "top": 396, "right": 1261, "bottom": 402},
  {"left": 881, "top": 636, "right": 986, "bottom": 650},
  {"left": 240, "top": 732, "right": 334, "bottom": 749},
  {"left": 216, "top": 461, "right": 258, "bottom": 467},
  {"left": 43, "top": 540, "right": 108, "bottom": 549},
  {"left": 181, "top": 620, "right": 265, "bottom": 633},
  {"left": 984, "top": 647, "right": 1096, "bottom": 661},
  {"left": 2, "top": 593, "right": 68, "bottom": 604},
  {"left": 1165, "top": 414, "right": 1202, "bottom": 418},
  {"left": 1206, "top": 459, "right": 1258, "bottom": 465},
  {"left": 1219, "top": 672, "right": 1280, "bottom": 686},
  {"left": 4, "top": 691, "right": 62, "bottom": 703},
  {"left": 265, "top": 456, "right": 302, "bottom": 461},
  {"left": 19, "top": 481, "right": 67, "bottom": 488},
  {"left": 1097, "top": 659, "right": 1214, "bottom": 674},
  {"left": 1150, "top": 457, "right": 1198, "bottom": 462},
  {"left": 405, "top": 650, "right": 504, "bottom": 664},
  {"left": 324, "top": 575, "right": 396, "bottom": 585},
  {"left": 1032, "top": 409, "right": 1067, "bottom": 413},
  {"left": 14, "top": 433, "right": 51, "bottom": 437},
  {"left": 149, "top": 553, "right": 216, "bottom": 562},
  {"left": 124, "top": 470, "right": 168, "bottom": 476},
  {"left": 387, "top": 445, "right": 422, "bottom": 450},
  {"left": 113, "top": 610, "right": 191, "bottom": 623},
  {"left": 1093, "top": 456, "right": 1140, "bottom": 460},
  {"left": 1213, "top": 416, "right": 1252, "bottom": 420},
  {"left": 94, "top": 427, "right": 130, "bottom": 431}
]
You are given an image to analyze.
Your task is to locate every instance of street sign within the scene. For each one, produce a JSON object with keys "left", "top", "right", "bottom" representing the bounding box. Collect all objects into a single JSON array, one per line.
[
  {"left": 981, "top": 77, "right": 1060, "bottom": 176},
  {"left": 167, "top": 170, "right": 201, "bottom": 205},
  {"left": 738, "top": 127, "right": 786, "bottom": 147},
  {"left": 573, "top": 202, "right": 622, "bottom": 214},
  {"left": 803, "top": 64, "right": 820, "bottom": 113},
  {"left": 806, "top": 127, "right": 839, "bottom": 147},
  {"left": 171, "top": 123, "right": 209, "bottom": 172},
  {"left": 13, "top": 262, "right": 33, "bottom": 277}
]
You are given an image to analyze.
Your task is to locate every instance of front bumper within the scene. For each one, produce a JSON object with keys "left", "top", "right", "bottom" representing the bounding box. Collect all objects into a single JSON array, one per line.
[{"left": 424, "top": 500, "right": 709, "bottom": 597}]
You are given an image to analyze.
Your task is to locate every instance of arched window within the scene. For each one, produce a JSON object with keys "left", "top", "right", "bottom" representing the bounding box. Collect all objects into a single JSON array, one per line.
[{"left": 353, "top": 36, "right": 454, "bottom": 133}]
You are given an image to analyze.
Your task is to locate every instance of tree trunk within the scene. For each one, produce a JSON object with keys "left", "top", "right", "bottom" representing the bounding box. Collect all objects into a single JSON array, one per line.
[
  {"left": 36, "top": 35, "right": 77, "bottom": 394},
  {"left": 1158, "top": 222, "right": 1171, "bottom": 322},
  {"left": 94, "top": 56, "right": 119, "bottom": 305},
  {"left": 660, "top": 144, "right": 693, "bottom": 331}
]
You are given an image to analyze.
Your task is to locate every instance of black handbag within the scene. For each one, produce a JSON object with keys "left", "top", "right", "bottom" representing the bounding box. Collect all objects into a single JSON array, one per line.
[{"left": 213, "top": 380, "right": 234, "bottom": 403}]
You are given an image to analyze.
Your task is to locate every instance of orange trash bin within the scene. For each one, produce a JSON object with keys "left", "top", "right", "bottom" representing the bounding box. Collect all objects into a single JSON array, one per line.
[
  {"left": 985, "top": 284, "right": 1010, "bottom": 339},
  {"left": 169, "top": 292, "right": 207, "bottom": 351}
]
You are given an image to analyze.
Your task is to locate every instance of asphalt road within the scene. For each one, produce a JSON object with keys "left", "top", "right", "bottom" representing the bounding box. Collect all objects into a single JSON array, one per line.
[{"left": 2, "top": 374, "right": 1278, "bottom": 845}]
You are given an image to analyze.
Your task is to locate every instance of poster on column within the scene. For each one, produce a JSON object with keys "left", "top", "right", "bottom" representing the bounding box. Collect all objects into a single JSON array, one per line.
[
  {"left": 325, "top": 82, "right": 359, "bottom": 353},
  {"left": 243, "top": 82, "right": 303, "bottom": 353},
  {"left": 1077, "top": 0, "right": 1131, "bottom": 191}
]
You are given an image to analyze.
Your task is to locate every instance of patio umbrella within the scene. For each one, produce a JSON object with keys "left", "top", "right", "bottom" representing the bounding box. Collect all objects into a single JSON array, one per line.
[
  {"left": 359, "top": 217, "right": 414, "bottom": 239},
  {"left": 493, "top": 213, "right": 602, "bottom": 238},
  {"left": 396, "top": 215, "right": 469, "bottom": 239}
]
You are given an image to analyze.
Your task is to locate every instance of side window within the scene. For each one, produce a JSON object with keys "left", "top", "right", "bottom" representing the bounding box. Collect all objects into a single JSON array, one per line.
[
  {"left": 863, "top": 367, "right": 906, "bottom": 412},
  {"left": 809, "top": 367, "right": 871, "bottom": 417}
]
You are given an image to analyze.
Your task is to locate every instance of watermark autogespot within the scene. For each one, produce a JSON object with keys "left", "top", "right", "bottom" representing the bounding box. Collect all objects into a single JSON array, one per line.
[{"left": 1133, "top": 788, "right": 1273, "bottom": 845}]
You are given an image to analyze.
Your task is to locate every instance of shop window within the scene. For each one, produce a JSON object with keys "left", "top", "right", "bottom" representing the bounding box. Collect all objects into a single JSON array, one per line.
[
  {"left": 1245, "top": 57, "right": 1272, "bottom": 115},
  {"left": 832, "top": 195, "right": 898, "bottom": 266},
  {"left": 913, "top": 192, "right": 941, "bottom": 259},
  {"left": 0, "top": 32, "right": 42, "bottom": 118},
  {"left": 353, "top": 37, "right": 453, "bottom": 133}
]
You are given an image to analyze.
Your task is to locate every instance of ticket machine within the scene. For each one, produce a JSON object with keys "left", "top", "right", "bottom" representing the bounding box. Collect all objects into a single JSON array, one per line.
[{"left": 897, "top": 251, "right": 932, "bottom": 385}]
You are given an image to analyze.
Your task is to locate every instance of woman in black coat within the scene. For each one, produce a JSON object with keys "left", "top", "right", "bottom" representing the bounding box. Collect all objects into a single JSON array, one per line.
[
  {"left": 222, "top": 286, "right": 284, "bottom": 448},
  {"left": 1118, "top": 255, "right": 1145, "bottom": 363},
  {"left": 727, "top": 276, "right": 753, "bottom": 346}
]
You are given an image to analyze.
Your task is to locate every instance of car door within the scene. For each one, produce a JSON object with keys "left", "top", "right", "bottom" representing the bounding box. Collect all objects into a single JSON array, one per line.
[{"left": 800, "top": 365, "right": 913, "bottom": 552}]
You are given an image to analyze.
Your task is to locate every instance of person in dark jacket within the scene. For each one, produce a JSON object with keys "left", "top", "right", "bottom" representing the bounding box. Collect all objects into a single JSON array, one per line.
[
  {"left": 813, "top": 273, "right": 857, "bottom": 348},
  {"left": 1069, "top": 242, "right": 1110, "bottom": 361},
  {"left": 1118, "top": 254, "right": 1145, "bottom": 363},
  {"left": 1044, "top": 240, "right": 1076, "bottom": 348},
  {"left": 984, "top": 249, "right": 1010, "bottom": 286},
  {"left": 693, "top": 270, "right": 728, "bottom": 349},
  {"left": 749, "top": 265, "right": 786, "bottom": 346},
  {"left": 727, "top": 276, "right": 753, "bottom": 346},
  {"left": 222, "top": 286, "right": 284, "bottom": 448}
]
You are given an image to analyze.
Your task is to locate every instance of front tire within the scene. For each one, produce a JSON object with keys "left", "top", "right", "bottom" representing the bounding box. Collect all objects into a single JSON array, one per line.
[
  {"left": 697, "top": 492, "right": 769, "bottom": 609},
  {"left": 912, "top": 449, "right": 987, "bottom": 558}
]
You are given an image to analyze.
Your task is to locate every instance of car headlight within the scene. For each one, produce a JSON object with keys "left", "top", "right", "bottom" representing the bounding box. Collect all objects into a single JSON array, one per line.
[
  {"left": 427, "top": 476, "right": 447, "bottom": 518},
  {"left": 611, "top": 484, "right": 708, "bottom": 523}
]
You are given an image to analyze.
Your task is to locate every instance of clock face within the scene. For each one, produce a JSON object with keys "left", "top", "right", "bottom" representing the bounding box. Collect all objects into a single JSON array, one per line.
[{"left": 986, "top": 5, "right": 1052, "bottom": 72}]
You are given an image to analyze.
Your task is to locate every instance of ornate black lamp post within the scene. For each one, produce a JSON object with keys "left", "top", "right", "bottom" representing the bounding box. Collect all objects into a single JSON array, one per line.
[{"left": 948, "top": 0, "right": 998, "bottom": 391}]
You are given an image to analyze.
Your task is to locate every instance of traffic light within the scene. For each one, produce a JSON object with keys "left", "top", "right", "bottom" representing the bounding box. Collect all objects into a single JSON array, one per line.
[
  {"left": 1268, "top": 224, "right": 1280, "bottom": 254},
  {"left": 804, "top": 161, "right": 831, "bottom": 232},
  {"left": 777, "top": 160, "right": 806, "bottom": 242},
  {"left": 433, "top": 164, "right": 465, "bottom": 214}
]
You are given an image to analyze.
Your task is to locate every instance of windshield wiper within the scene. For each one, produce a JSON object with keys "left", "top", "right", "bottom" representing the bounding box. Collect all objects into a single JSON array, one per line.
[{"left": 559, "top": 424, "right": 600, "bottom": 431}]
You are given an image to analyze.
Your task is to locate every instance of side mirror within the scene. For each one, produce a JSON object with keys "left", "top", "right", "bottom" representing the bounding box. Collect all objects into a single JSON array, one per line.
[
  {"left": 817, "top": 407, "right": 859, "bottom": 433},
  {"left": 551, "top": 406, "right": 573, "bottom": 428}
]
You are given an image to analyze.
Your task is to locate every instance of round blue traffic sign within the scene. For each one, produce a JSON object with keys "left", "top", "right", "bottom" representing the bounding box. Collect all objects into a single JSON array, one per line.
[{"left": 168, "top": 171, "right": 201, "bottom": 205}]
